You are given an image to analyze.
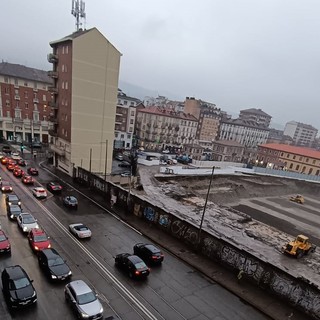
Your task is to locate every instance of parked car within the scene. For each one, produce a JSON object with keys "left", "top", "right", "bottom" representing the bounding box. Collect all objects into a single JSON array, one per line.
[
  {"left": 32, "top": 187, "right": 48, "bottom": 199},
  {"left": 2, "top": 145, "right": 12, "bottom": 154},
  {"left": 133, "top": 243, "right": 164, "bottom": 265},
  {"left": 22, "top": 175, "right": 34, "bottom": 185},
  {"left": 28, "top": 228, "right": 51, "bottom": 252},
  {"left": 69, "top": 223, "right": 92, "bottom": 239},
  {"left": 17, "top": 213, "right": 39, "bottom": 233},
  {"left": 1, "top": 265, "right": 37, "bottom": 309},
  {"left": 5, "top": 193, "right": 21, "bottom": 208},
  {"left": 115, "top": 154, "right": 124, "bottom": 161},
  {"left": 121, "top": 171, "right": 131, "bottom": 177},
  {"left": 7, "top": 204, "right": 22, "bottom": 220},
  {"left": 118, "top": 161, "right": 131, "bottom": 168},
  {"left": 63, "top": 196, "right": 78, "bottom": 209},
  {"left": 0, "top": 230, "right": 11, "bottom": 254},
  {"left": 114, "top": 253, "right": 150, "bottom": 279},
  {"left": 64, "top": 280, "right": 103, "bottom": 319},
  {"left": 1, "top": 181, "right": 13, "bottom": 193},
  {"left": 38, "top": 248, "right": 72, "bottom": 281},
  {"left": 13, "top": 168, "right": 25, "bottom": 178},
  {"left": 11, "top": 152, "right": 21, "bottom": 161},
  {"left": 47, "top": 181, "right": 63, "bottom": 193},
  {"left": 27, "top": 167, "right": 38, "bottom": 176}
]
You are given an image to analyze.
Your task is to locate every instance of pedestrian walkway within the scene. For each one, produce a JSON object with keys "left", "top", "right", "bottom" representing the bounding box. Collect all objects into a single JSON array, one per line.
[{"left": 40, "top": 162, "right": 313, "bottom": 320}]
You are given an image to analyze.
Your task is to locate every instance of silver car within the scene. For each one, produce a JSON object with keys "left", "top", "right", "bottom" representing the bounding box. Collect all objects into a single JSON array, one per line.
[
  {"left": 65, "top": 280, "right": 103, "bottom": 319},
  {"left": 17, "top": 213, "right": 39, "bottom": 233},
  {"left": 69, "top": 223, "right": 92, "bottom": 239}
]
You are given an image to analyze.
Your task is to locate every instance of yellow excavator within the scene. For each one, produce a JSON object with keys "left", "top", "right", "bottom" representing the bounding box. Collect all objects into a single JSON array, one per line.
[{"left": 289, "top": 194, "right": 305, "bottom": 204}]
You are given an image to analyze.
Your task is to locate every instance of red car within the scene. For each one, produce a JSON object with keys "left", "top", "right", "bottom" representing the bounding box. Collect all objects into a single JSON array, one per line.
[
  {"left": 28, "top": 228, "right": 51, "bottom": 252},
  {"left": 1, "top": 181, "right": 12, "bottom": 193},
  {"left": 22, "top": 175, "right": 34, "bottom": 185},
  {"left": 17, "top": 159, "right": 27, "bottom": 167},
  {"left": 1, "top": 157, "right": 9, "bottom": 165},
  {"left": 13, "top": 168, "right": 25, "bottom": 178},
  {"left": 0, "top": 230, "right": 11, "bottom": 254},
  {"left": 27, "top": 167, "right": 39, "bottom": 176},
  {"left": 47, "top": 181, "right": 63, "bottom": 193},
  {"left": 6, "top": 162, "right": 16, "bottom": 171}
]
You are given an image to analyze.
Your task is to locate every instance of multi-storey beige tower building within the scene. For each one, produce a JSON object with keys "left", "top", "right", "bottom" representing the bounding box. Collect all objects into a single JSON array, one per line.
[{"left": 48, "top": 28, "right": 121, "bottom": 176}]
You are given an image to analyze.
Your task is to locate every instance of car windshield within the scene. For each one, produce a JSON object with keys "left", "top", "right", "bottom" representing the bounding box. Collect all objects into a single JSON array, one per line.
[
  {"left": 48, "top": 257, "right": 64, "bottom": 267},
  {"left": 11, "top": 277, "right": 30, "bottom": 290},
  {"left": 134, "top": 262, "right": 147, "bottom": 270},
  {"left": 0, "top": 235, "right": 7, "bottom": 241},
  {"left": 8, "top": 196, "right": 18, "bottom": 201},
  {"left": 23, "top": 216, "right": 36, "bottom": 224},
  {"left": 75, "top": 226, "right": 87, "bottom": 231},
  {"left": 2, "top": 181, "right": 10, "bottom": 186},
  {"left": 77, "top": 291, "right": 96, "bottom": 305},
  {"left": 37, "top": 189, "right": 45, "bottom": 193},
  {"left": 67, "top": 198, "right": 77, "bottom": 203},
  {"left": 11, "top": 206, "right": 21, "bottom": 213},
  {"left": 34, "top": 235, "right": 48, "bottom": 242}
]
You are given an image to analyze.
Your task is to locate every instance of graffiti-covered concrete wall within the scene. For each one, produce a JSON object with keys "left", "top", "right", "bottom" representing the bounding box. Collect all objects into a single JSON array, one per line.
[{"left": 76, "top": 168, "right": 320, "bottom": 320}]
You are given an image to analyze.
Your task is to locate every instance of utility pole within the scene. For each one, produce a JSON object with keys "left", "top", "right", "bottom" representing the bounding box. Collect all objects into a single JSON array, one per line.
[
  {"left": 198, "top": 166, "right": 215, "bottom": 245},
  {"left": 89, "top": 148, "right": 92, "bottom": 173}
]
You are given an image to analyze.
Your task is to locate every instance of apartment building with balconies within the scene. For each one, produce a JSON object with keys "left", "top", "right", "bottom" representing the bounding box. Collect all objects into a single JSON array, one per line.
[
  {"left": 184, "top": 97, "right": 225, "bottom": 145},
  {"left": 115, "top": 89, "right": 141, "bottom": 150},
  {"left": 239, "top": 108, "right": 272, "bottom": 128},
  {"left": 48, "top": 27, "right": 121, "bottom": 176},
  {"left": 135, "top": 106, "right": 198, "bottom": 152},
  {"left": 284, "top": 121, "right": 318, "bottom": 147},
  {"left": 0, "top": 62, "right": 52, "bottom": 143}
]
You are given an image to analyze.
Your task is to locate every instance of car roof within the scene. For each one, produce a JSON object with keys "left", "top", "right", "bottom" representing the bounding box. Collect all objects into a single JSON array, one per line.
[
  {"left": 30, "top": 228, "right": 46, "bottom": 235},
  {"left": 34, "top": 187, "right": 45, "bottom": 190},
  {"left": 66, "top": 196, "right": 77, "bottom": 200},
  {"left": 7, "top": 194, "right": 19, "bottom": 198},
  {"left": 20, "top": 212, "right": 33, "bottom": 218},
  {"left": 4, "top": 265, "right": 26, "bottom": 279},
  {"left": 49, "top": 181, "right": 60, "bottom": 185},
  {"left": 144, "top": 244, "right": 161, "bottom": 253},
  {"left": 41, "top": 248, "right": 60, "bottom": 259},
  {"left": 69, "top": 280, "right": 92, "bottom": 295},
  {"left": 127, "top": 255, "right": 144, "bottom": 264}
]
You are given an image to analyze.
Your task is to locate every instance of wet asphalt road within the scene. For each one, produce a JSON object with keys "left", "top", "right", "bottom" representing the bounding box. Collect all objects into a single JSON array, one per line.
[{"left": 0, "top": 161, "right": 270, "bottom": 320}]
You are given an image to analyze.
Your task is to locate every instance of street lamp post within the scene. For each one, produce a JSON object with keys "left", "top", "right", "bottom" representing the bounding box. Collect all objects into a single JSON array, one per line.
[
  {"left": 198, "top": 166, "right": 215, "bottom": 245},
  {"left": 104, "top": 139, "right": 108, "bottom": 180}
]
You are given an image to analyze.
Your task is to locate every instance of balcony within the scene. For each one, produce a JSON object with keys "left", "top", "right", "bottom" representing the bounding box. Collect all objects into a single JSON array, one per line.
[
  {"left": 14, "top": 95, "right": 20, "bottom": 100},
  {"left": 48, "top": 86, "right": 58, "bottom": 94},
  {"left": 33, "top": 98, "right": 39, "bottom": 103},
  {"left": 48, "top": 129, "right": 58, "bottom": 137},
  {"left": 48, "top": 101, "right": 58, "bottom": 109},
  {"left": 47, "top": 71, "right": 58, "bottom": 78},
  {"left": 14, "top": 84, "right": 19, "bottom": 89},
  {"left": 47, "top": 53, "right": 58, "bottom": 63},
  {"left": 13, "top": 118, "right": 23, "bottom": 124},
  {"left": 48, "top": 115, "right": 58, "bottom": 124},
  {"left": 50, "top": 144, "right": 65, "bottom": 156}
]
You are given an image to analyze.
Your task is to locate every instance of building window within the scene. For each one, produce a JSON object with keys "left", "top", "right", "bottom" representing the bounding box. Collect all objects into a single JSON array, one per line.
[
  {"left": 313, "top": 159, "right": 316, "bottom": 164},
  {"left": 24, "top": 81, "right": 28, "bottom": 86},
  {"left": 6, "top": 100, "right": 10, "bottom": 107},
  {"left": 6, "top": 111, "right": 10, "bottom": 117},
  {"left": 129, "top": 127, "right": 133, "bottom": 132},
  {"left": 34, "top": 82, "right": 37, "bottom": 89},
  {"left": 62, "top": 82, "right": 65, "bottom": 89},
  {"left": 295, "top": 165, "right": 300, "bottom": 170},
  {"left": 43, "top": 115, "right": 47, "bottom": 121},
  {"left": 299, "top": 156, "right": 302, "bottom": 161},
  {"left": 43, "top": 94, "right": 46, "bottom": 101},
  {"left": 14, "top": 78, "right": 18, "bottom": 85},
  {"left": 131, "top": 111, "right": 135, "bottom": 116},
  {"left": 62, "top": 64, "right": 65, "bottom": 72},
  {"left": 120, "top": 134, "right": 124, "bottom": 139},
  {"left": 65, "top": 81, "right": 68, "bottom": 90},
  {"left": 15, "top": 109, "right": 21, "bottom": 119},
  {"left": 66, "top": 46, "right": 68, "bottom": 54},
  {"left": 127, "top": 134, "right": 131, "bottom": 139},
  {"left": 306, "top": 158, "right": 309, "bottom": 163},
  {"left": 4, "top": 87, "right": 9, "bottom": 94},
  {"left": 316, "top": 170, "right": 320, "bottom": 176},
  {"left": 130, "top": 119, "right": 134, "bottom": 124},
  {"left": 43, "top": 105, "right": 47, "bottom": 112},
  {"left": 124, "top": 101, "right": 128, "bottom": 105},
  {"left": 293, "top": 155, "right": 296, "bottom": 160},
  {"left": 25, "top": 103, "right": 29, "bottom": 109},
  {"left": 24, "top": 91, "right": 28, "bottom": 98},
  {"left": 286, "top": 154, "right": 290, "bottom": 158},
  {"left": 4, "top": 77, "right": 9, "bottom": 83},
  {"left": 308, "top": 168, "right": 313, "bottom": 175},
  {"left": 62, "top": 46, "right": 65, "bottom": 54}
]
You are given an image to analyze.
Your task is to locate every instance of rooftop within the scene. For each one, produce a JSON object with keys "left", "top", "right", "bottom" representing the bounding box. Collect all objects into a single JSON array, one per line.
[
  {"left": 137, "top": 106, "right": 198, "bottom": 121},
  {"left": 240, "top": 108, "right": 272, "bottom": 118}
]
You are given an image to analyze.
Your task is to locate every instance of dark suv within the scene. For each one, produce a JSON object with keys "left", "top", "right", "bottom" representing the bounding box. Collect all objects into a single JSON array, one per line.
[
  {"left": 133, "top": 243, "right": 164, "bottom": 264},
  {"left": 6, "top": 193, "right": 21, "bottom": 208},
  {"left": 115, "top": 253, "right": 150, "bottom": 279},
  {"left": 1, "top": 265, "right": 37, "bottom": 309}
]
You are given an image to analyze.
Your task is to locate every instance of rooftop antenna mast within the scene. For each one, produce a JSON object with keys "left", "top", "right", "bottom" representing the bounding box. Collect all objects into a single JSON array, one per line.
[{"left": 71, "top": 0, "right": 86, "bottom": 31}]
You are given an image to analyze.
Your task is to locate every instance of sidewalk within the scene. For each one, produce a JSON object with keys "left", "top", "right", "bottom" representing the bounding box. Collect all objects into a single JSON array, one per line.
[{"left": 41, "top": 162, "right": 313, "bottom": 320}]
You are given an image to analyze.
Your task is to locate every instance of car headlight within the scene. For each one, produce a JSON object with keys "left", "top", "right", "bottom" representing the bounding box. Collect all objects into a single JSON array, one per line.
[
  {"left": 9, "top": 187, "right": 12, "bottom": 190},
  {"left": 31, "top": 291, "right": 36, "bottom": 297},
  {"left": 8, "top": 202, "right": 12, "bottom": 205},
  {"left": 99, "top": 306, "right": 104, "bottom": 313},
  {"left": 68, "top": 271, "right": 72, "bottom": 276},
  {"left": 23, "top": 227, "right": 27, "bottom": 232},
  {"left": 80, "top": 311, "right": 89, "bottom": 318},
  {"left": 2, "top": 187, "right": 4, "bottom": 191},
  {"left": 34, "top": 246, "right": 39, "bottom": 251},
  {"left": 10, "top": 214, "right": 14, "bottom": 218},
  {"left": 18, "top": 201, "right": 21, "bottom": 205},
  {"left": 10, "top": 297, "right": 15, "bottom": 302},
  {"left": 51, "top": 275, "right": 57, "bottom": 279},
  {"left": 35, "top": 224, "right": 39, "bottom": 229}
]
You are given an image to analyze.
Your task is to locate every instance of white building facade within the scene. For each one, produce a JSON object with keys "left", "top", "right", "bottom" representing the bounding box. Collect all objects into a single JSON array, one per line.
[{"left": 284, "top": 121, "right": 318, "bottom": 147}]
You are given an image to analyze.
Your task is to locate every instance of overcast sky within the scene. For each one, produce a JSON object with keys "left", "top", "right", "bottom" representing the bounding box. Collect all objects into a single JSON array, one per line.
[{"left": 1, "top": 0, "right": 319, "bottom": 130}]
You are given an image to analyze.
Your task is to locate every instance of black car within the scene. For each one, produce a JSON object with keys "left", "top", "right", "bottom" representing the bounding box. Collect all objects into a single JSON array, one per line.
[
  {"left": 47, "top": 181, "right": 63, "bottom": 193},
  {"left": 1, "top": 265, "right": 37, "bottom": 309},
  {"left": 7, "top": 204, "right": 22, "bottom": 220},
  {"left": 17, "top": 159, "right": 26, "bottom": 167},
  {"left": 27, "top": 167, "right": 38, "bottom": 176},
  {"left": 63, "top": 196, "right": 78, "bottom": 209},
  {"left": 2, "top": 145, "right": 12, "bottom": 154},
  {"left": 133, "top": 243, "right": 164, "bottom": 265},
  {"left": 118, "top": 162, "right": 131, "bottom": 168},
  {"left": 115, "top": 253, "right": 150, "bottom": 279},
  {"left": 5, "top": 193, "right": 21, "bottom": 208},
  {"left": 38, "top": 248, "right": 72, "bottom": 281}
]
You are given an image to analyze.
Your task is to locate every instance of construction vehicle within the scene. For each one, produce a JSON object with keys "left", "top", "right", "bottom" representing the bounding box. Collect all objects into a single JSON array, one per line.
[
  {"left": 289, "top": 194, "right": 305, "bottom": 204},
  {"left": 282, "top": 235, "right": 316, "bottom": 258}
]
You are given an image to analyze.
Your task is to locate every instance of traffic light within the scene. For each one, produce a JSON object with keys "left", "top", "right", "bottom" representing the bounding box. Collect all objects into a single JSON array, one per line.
[{"left": 20, "top": 145, "right": 26, "bottom": 153}]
